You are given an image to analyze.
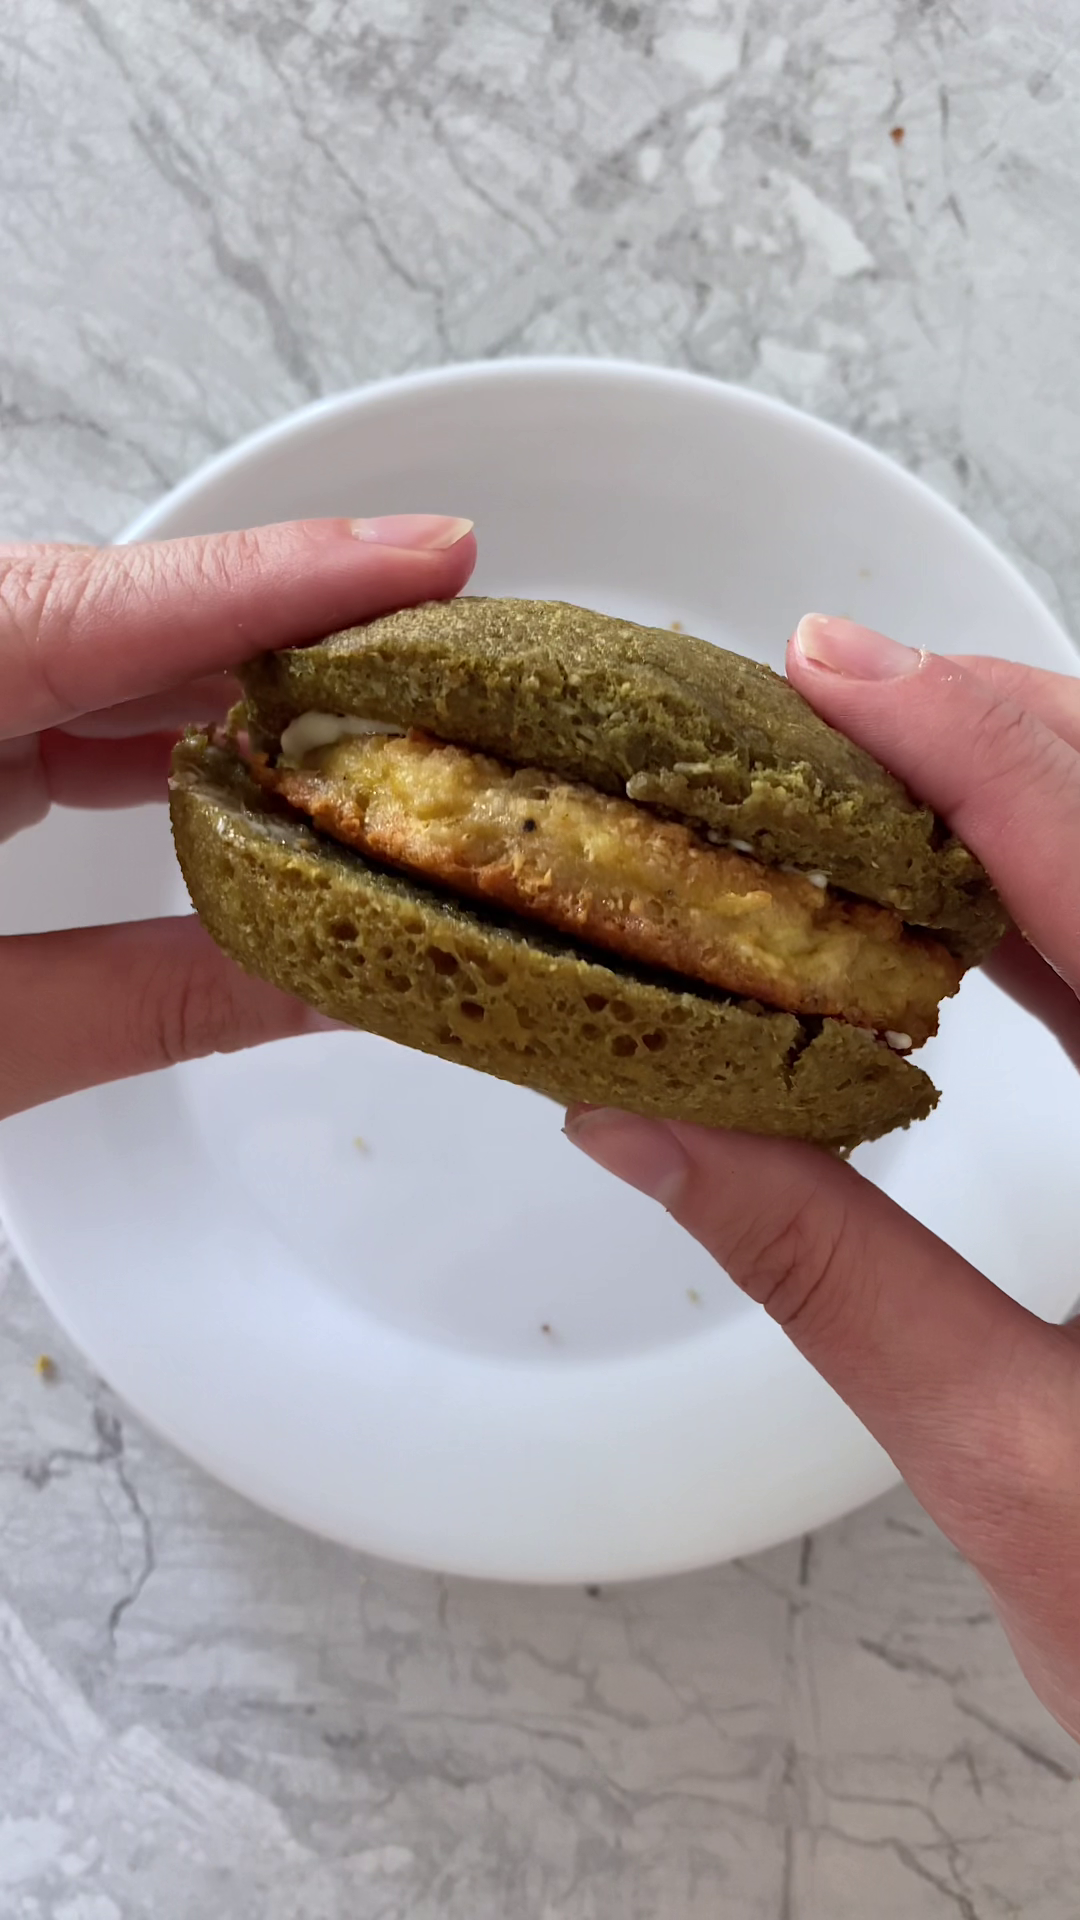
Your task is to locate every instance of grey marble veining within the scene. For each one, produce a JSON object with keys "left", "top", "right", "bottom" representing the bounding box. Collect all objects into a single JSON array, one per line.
[{"left": 2, "top": 1, "right": 1079, "bottom": 1914}]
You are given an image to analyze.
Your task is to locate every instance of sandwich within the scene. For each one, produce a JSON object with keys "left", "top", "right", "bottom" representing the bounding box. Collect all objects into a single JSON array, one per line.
[{"left": 169, "top": 598, "right": 1006, "bottom": 1152}]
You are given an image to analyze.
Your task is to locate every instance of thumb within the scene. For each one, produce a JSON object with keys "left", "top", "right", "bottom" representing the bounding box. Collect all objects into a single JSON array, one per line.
[
  {"left": 564, "top": 1108, "right": 1076, "bottom": 1588},
  {"left": 0, "top": 514, "right": 476, "bottom": 738},
  {"left": 0, "top": 917, "right": 335, "bottom": 1120},
  {"left": 786, "top": 615, "right": 1080, "bottom": 986}
]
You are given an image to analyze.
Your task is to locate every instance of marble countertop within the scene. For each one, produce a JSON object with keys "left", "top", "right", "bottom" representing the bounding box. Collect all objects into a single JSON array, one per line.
[{"left": 2, "top": 1, "right": 1079, "bottom": 1913}]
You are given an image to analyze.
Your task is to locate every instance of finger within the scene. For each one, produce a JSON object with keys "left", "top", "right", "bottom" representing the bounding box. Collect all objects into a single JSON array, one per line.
[
  {"left": 565, "top": 1110, "right": 1075, "bottom": 1591},
  {"left": 788, "top": 617, "right": 1080, "bottom": 985},
  {"left": 38, "top": 731, "right": 178, "bottom": 809},
  {"left": 948, "top": 655, "right": 1080, "bottom": 754},
  {"left": 1, "top": 729, "right": 176, "bottom": 837},
  {"left": 982, "top": 929, "right": 1080, "bottom": 1070},
  {"left": 0, "top": 916, "right": 332, "bottom": 1120},
  {"left": 0, "top": 736, "right": 48, "bottom": 840},
  {"left": 61, "top": 673, "right": 240, "bottom": 738},
  {"left": 0, "top": 734, "right": 179, "bottom": 840},
  {"left": 0, "top": 514, "right": 475, "bottom": 736}
]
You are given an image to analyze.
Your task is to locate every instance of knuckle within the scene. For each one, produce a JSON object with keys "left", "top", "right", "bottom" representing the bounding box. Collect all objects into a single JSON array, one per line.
[
  {"left": 139, "top": 944, "right": 246, "bottom": 1070},
  {"left": 0, "top": 549, "right": 102, "bottom": 721},
  {"left": 191, "top": 528, "right": 266, "bottom": 598},
  {"left": 134, "top": 932, "right": 304, "bottom": 1071},
  {"left": 962, "top": 696, "right": 1072, "bottom": 815},
  {"left": 0, "top": 554, "right": 55, "bottom": 654},
  {"left": 730, "top": 1184, "right": 855, "bottom": 1348},
  {"left": 968, "top": 698, "right": 1035, "bottom": 777},
  {"left": 101, "top": 543, "right": 156, "bottom": 617},
  {"left": 0, "top": 549, "right": 94, "bottom": 637}
]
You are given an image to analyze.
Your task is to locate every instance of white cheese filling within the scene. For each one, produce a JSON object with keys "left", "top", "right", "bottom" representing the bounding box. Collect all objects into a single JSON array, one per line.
[{"left": 279, "top": 711, "right": 404, "bottom": 767}]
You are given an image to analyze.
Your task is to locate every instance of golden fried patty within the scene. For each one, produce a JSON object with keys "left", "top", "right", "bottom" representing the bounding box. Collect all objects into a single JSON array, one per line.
[{"left": 253, "top": 730, "right": 963, "bottom": 1042}]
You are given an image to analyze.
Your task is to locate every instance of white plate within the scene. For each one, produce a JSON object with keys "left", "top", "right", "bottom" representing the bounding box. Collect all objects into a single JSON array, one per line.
[{"left": 1, "top": 360, "right": 1078, "bottom": 1583}]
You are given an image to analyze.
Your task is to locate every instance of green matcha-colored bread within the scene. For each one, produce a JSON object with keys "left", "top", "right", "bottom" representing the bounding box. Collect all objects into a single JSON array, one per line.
[
  {"left": 241, "top": 597, "right": 1006, "bottom": 962},
  {"left": 170, "top": 736, "right": 937, "bottom": 1153}
]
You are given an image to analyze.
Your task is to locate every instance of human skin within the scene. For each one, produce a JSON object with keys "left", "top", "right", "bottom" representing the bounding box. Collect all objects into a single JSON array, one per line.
[
  {"left": 567, "top": 614, "right": 1080, "bottom": 1745},
  {"left": 3, "top": 531, "right": 1078, "bottom": 1744},
  {"left": 0, "top": 513, "right": 475, "bottom": 1116}
]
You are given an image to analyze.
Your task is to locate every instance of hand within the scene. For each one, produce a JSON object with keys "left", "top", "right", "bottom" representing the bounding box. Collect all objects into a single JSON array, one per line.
[
  {"left": 567, "top": 615, "right": 1080, "bottom": 1743},
  {"left": 0, "top": 514, "right": 475, "bottom": 1119}
]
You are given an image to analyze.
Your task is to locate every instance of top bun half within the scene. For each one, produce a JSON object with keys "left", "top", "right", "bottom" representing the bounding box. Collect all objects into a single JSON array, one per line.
[{"left": 240, "top": 597, "right": 1005, "bottom": 961}]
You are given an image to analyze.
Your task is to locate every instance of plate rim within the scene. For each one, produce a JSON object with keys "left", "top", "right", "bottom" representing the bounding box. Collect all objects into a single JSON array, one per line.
[{"left": 119, "top": 355, "right": 1078, "bottom": 675}]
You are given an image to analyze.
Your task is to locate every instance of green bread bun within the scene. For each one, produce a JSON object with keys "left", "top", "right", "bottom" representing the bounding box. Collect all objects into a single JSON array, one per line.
[
  {"left": 170, "top": 735, "right": 938, "bottom": 1152},
  {"left": 241, "top": 597, "right": 1006, "bottom": 963}
]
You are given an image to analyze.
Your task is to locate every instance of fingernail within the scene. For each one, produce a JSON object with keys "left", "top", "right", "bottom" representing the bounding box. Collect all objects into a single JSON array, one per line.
[
  {"left": 565, "top": 1107, "right": 690, "bottom": 1206},
  {"left": 350, "top": 514, "right": 473, "bottom": 551},
  {"left": 794, "top": 613, "right": 922, "bottom": 680}
]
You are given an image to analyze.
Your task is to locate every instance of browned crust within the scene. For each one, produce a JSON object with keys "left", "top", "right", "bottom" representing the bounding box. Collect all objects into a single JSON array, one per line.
[{"left": 254, "top": 732, "right": 963, "bottom": 1044}]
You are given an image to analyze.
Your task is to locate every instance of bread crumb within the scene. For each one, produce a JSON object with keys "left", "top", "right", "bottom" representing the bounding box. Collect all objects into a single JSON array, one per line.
[
  {"left": 670, "top": 618, "right": 685, "bottom": 633},
  {"left": 890, "top": 125, "right": 905, "bottom": 144},
  {"left": 35, "top": 1355, "right": 57, "bottom": 1382}
]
